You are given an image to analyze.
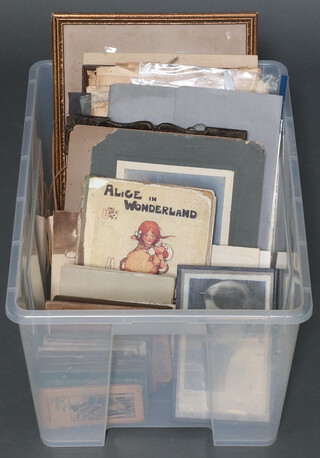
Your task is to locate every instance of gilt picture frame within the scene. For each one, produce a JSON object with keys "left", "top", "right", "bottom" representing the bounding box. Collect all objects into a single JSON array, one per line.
[
  {"left": 52, "top": 12, "right": 258, "bottom": 208},
  {"left": 176, "top": 265, "right": 277, "bottom": 310}
]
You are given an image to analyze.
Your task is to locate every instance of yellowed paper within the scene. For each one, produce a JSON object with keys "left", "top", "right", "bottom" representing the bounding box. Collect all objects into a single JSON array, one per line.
[
  {"left": 83, "top": 52, "right": 258, "bottom": 69},
  {"left": 50, "top": 211, "right": 78, "bottom": 300},
  {"left": 59, "top": 264, "right": 176, "bottom": 305},
  {"left": 211, "top": 245, "right": 261, "bottom": 267}
]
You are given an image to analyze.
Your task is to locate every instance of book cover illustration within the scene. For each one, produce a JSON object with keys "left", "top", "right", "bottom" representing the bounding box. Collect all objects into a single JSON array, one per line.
[{"left": 80, "top": 177, "right": 216, "bottom": 277}]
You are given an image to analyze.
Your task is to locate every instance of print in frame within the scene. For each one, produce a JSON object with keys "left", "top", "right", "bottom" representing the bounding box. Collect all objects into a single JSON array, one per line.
[{"left": 52, "top": 12, "right": 258, "bottom": 208}]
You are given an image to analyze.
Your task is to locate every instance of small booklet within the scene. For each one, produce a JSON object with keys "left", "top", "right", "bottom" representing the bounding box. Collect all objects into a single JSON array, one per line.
[{"left": 78, "top": 177, "right": 216, "bottom": 277}]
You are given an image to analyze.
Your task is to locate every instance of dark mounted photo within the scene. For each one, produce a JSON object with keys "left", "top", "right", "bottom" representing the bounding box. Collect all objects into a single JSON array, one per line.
[{"left": 176, "top": 265, "right": 278, "bottom": 310}]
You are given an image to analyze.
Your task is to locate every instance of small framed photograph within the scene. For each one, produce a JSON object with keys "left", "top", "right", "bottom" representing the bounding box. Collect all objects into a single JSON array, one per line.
[
  {"left": 51, "top": 12, "right": 258, "bottom": 208},
  {"left": 174, "top": 267, "right": 274, "bottom": 422},
  {"left": 176, "top": 265, "right": 277, "bottom": 310}
]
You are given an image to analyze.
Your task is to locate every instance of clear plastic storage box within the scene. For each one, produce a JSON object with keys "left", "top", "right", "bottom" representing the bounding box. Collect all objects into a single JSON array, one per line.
[{"left": 6, "top": 60, "right": 312, "bottom": 447}]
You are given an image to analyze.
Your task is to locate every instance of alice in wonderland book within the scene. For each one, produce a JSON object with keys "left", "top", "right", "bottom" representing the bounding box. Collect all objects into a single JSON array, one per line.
[{"left": 78, "top": 177, "right": 216, "bottom": 277}]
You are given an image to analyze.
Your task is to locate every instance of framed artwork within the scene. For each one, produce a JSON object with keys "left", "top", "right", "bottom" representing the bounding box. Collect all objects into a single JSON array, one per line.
[
  {"left": 174, "top": 265, "right": 275, "bottom": 421},
  {"left": 52, "top": 12, "right": 258, "bottom": 208},
  {"left": 176, "top": 265, "right": 277, "bottom": 310}
]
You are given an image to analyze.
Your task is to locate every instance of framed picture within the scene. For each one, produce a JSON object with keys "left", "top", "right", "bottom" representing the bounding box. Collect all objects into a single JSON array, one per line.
[
  {"left": 52, "top": 12, "right": 258, "bottom": 208},
  {"left": 116, "top": 160, "right": 234, "bottom": 245},
  {"left": 176, "top": 265, "right": 277, "bottom": 310}
]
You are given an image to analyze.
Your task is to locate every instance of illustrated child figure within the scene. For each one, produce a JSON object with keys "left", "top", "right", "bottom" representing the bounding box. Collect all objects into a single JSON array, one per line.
[{"left": 120, "top": 221, "right": 174, "bottom": 274}]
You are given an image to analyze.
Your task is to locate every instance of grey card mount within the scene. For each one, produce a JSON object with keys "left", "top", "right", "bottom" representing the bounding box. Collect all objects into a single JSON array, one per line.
[
  {"left": 90, "top": 130, "right": 265, "bottom": 248},
  {"left": 108, "top": 84, "right": 283, "bottom": 250}
]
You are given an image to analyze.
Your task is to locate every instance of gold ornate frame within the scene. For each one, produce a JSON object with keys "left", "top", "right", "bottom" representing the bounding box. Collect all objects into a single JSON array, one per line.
[{"left": 52, "top": 12, "right": 258, "bottom": 209}]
